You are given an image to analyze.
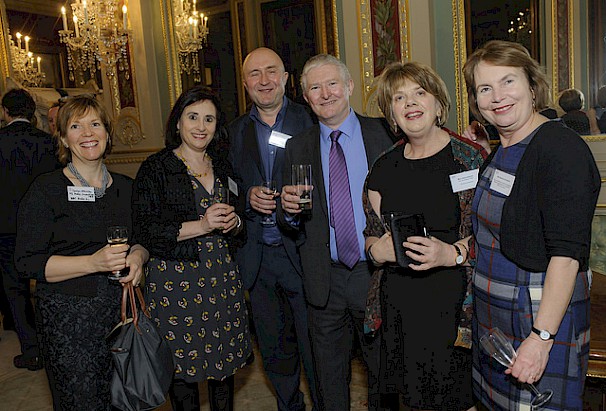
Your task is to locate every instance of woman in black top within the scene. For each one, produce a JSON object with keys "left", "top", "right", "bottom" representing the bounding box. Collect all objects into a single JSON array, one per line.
[
  {"left": 132, "top": 86, "right": 251, "bottom": 411},
  {"left": 15, "top": 95, "right": 149, "bottom": 410}
]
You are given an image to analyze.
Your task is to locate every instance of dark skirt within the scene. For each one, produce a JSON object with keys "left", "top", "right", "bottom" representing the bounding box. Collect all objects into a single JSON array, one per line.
[{"left": 37, "top": 288, "right": 120, "bottom": 411}]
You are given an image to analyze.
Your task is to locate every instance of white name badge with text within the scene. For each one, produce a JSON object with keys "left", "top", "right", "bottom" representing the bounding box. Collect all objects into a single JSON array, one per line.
[
  {"left": 228, "top": 177, "right": 238, "bottom": 197},
  {"left": 489, "top": 169, "right": 516, "bottom": 196},
  {"left": 449, "top": 169, "right": 479, "bottom": 193},
  {"left": 67, "top": 186, "right": 95, "bottom": 202},
  {"left": 268, "top": 131, "right": 292, "bottom": 149}
]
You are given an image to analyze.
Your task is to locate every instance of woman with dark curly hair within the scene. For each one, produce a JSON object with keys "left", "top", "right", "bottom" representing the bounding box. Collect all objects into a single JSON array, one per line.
[{"left": 132, "top": 86, "right": 251, "bottom": 411}]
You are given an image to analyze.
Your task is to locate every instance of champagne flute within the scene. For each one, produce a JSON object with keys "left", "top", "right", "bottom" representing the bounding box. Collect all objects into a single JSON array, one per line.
[
  {"left": 480, "top": 328, "right": 553, "bottom": 409},
  {"left": 211, "top": 186, "right": 229, "bottom": 230},
  {"left": 260, "top": 180, "right": 277, "bottom": 227},
  {"left": 107, "top": 226, "right": 128, "bottom": 281}
]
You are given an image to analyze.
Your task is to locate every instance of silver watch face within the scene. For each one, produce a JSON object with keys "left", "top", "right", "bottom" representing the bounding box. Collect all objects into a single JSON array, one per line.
[
  {"left": 540, "top": 330, "right": 550, "bottom": 340},
  {"left": 456, "top": 255, "right": 464, "bottom": 264}
]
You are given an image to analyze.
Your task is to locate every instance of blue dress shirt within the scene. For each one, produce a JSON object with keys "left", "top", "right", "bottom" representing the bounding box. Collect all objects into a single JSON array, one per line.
[{"left": 319, "top": 109, "right": 369, "bottom": 262}]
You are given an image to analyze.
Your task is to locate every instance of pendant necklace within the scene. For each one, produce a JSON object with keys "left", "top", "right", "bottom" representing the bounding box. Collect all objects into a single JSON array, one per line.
[{"left": 67, "top": 162, "right": 109, "bottom": 198}]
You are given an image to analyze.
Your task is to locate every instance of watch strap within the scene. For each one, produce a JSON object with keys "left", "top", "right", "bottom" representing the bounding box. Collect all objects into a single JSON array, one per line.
[
  {"left": 531, "top": 326, "right": 556, "bottom": 340},
  {"left": 453, "top": 244, "right": 463, "bottom": 265}
]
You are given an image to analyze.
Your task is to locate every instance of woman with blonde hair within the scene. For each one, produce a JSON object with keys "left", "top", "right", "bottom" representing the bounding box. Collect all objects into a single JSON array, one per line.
[{"left": 15, "top": 95, "right": 148, "bottom": 410}]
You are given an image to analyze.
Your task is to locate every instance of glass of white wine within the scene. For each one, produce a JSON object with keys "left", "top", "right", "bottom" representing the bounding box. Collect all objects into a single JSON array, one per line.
[
  {"left": 261, "top": 180, "right": 277, "bottom": 227},
  {"left": 107, "top": 225, "right": 128, "bottom": 281},
  {"left": 291, "top": 164, "right": 312, "bottom": 211}
]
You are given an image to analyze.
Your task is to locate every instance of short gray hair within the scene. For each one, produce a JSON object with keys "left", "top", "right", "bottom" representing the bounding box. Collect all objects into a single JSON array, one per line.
[{"left": 300, "top": 54, "right": 352, "bottom": 92}]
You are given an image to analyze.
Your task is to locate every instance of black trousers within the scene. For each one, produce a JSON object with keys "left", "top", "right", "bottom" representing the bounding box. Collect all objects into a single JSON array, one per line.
[
  {"left": 307, "top": 262, "right": 398, "bottom": 411},
  {"left": 0, "top": 234, "right": 39, "bottom": 358},
  {"left": 248, "top": 244, "right": 318, "bottom": 410},
  {"left": 170, "top": 376, "right": 234, "bottom": 411}
]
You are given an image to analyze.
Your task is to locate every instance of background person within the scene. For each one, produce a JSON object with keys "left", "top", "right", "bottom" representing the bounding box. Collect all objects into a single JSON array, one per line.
[
  {"left": 228, "top": 47, "right": 318, "bottom": 411},
  {"left": 558, "top": 88, "right": 591, "bottom": 135},
  {"left": 15, "top": 95, "right": 148, "bottom": 410},
  {"left": 463, "top": 40, "right": 600, "bottom": 411},
  {"left": 364, "top": 61, "right": 486, "bottom": 410},
  {"left": 0, "top": 88, "right": 57, "bottom": 370},
  {"left": 279, "top": 54, "right": 396, "bottom": 411},
  {"left": 133, "top": 86, "right": 251, "bottom": 411}
]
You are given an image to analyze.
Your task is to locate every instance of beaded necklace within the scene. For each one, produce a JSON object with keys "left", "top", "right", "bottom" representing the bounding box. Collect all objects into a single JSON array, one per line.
[
  {"left": 176, "top": 150, "right": 211, "bottom": 178},
  {"left": 67, "top": 162, "right": 109, "bottom": 198}
]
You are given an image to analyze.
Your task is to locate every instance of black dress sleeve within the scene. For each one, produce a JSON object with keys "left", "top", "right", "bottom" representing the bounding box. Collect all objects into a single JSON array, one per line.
[
  {"left": 132, "top": 158, "right": 186, "bottom": 258},
  {"left": 15, "top": 175, "right": 56, "bottom": 281}
]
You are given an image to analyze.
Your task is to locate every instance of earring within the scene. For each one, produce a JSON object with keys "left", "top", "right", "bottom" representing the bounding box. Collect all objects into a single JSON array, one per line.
[{"left": 392, "top": 118, "right": 398, "bottom": 133}]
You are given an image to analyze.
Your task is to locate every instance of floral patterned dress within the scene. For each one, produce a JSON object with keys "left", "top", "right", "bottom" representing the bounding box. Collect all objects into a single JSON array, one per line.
[{"left": 146, "top": 176, "right": 251, "bottom": 382}]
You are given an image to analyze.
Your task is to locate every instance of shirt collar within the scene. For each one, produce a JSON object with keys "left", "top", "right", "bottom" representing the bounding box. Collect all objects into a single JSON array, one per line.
[
  {"left": 249, "top": 96, "right": 289, "bottom": 127},
  {"left": 320, "top": 108, "right": 356, "bottom": 142},
  {"left": 6, "top": 118, "right": 30, "bottom": 126}
]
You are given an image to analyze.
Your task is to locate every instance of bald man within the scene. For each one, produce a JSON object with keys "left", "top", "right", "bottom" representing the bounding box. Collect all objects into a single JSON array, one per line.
[{"left": 228, "top": 47, "right": 318, "bottom": 411}]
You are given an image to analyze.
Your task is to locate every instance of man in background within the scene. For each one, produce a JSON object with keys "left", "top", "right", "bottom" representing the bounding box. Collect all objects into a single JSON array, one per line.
[
  {"left": 47, "top": 101, "right": 60, "bottom": 135},
  {"left": 0, "top": 88, "right": 57, "bottom": 370},
  {"left": 228, "top": 47, "right": 318, "bottom": 411}
]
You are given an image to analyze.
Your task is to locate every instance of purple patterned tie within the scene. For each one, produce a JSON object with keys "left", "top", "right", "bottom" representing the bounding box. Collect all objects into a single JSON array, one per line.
[{"left": 329, "top": 130, "right": 360, "bottom": 269}]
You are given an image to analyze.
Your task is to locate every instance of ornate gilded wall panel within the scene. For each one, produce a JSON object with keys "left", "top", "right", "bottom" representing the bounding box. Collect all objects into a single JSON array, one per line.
[{"left": 358, "top": 0, "right": 409, "bottom": 116}]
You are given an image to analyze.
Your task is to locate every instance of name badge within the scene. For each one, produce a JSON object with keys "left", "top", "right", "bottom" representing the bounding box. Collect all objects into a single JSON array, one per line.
[
  {"left": 268, "top": 131, "right": 292, "bottom": 149},
  {"left": 489, "top": 169, "right": 516, "bottom": 196},
  {"left": 449, "top": 169, "right": 479, "bottom": 193},
  {"left": 228, "top": 177, "right": 238, "bottom": 197},
  {"left": 67, "top": 186, "right": 95, "bottom": 202}
]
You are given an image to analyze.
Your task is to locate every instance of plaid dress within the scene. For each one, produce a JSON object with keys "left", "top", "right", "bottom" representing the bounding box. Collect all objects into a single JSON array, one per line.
[{"left": 471, "top": 132, "right": 590, "bottom": 410}]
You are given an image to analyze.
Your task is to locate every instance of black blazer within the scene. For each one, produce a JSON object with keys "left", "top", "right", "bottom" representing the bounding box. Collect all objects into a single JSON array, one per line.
[
  {"left": 228, "top": 99, "right": 314, "bottom": 289},
  {"left": 278, "top": 113, "right": 393, "bottom": 307},
  {"left": 0, "top": 121, "right": 57, "bottom": 234}
]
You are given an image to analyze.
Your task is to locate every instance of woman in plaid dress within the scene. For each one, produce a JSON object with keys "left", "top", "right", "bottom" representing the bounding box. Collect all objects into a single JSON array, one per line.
[{"left": 461, "top": 40, "right": 600, "bottom": 410}]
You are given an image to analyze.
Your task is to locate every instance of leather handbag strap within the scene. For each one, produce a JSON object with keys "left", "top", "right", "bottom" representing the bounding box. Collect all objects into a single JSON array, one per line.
[
  {"left": 134, "top": 286, "right": 151, "bottom": 319},
  {"left": 120, "top": 282, "right": 140, "bottom": 332}
]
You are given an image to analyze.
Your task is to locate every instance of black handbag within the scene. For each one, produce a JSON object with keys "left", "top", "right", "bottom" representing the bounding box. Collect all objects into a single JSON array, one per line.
[{"left": 108, "top": 282, "right": 174, "bottom": 411}]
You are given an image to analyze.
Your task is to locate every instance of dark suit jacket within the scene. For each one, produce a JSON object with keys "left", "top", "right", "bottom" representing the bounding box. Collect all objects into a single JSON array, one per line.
[
  {"left": 228, "top": 99, "right": 314, "bottom": 289},
  {"left": 0, "top": 121, "right": 57, "bottom": 234},
  {"left": 278, "top": 114, "right": 393, "bottom": 307}
]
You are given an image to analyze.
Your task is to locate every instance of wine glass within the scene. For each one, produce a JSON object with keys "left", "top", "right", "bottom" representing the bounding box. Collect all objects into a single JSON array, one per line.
[
  {"left": 107, "top": 226, "right": 128, "bottom": 281},
  {"left": 480, "top": 328, "right": 553, "bottom": 409},
  {"left": 211, "top": 186, "right": 229, "bottom": 230},
  {"left": 291, "top": 164, "right": 312, "bottom": 211},
  {"left": 260, "top": 180, "right": 277, "bottom": 227}
]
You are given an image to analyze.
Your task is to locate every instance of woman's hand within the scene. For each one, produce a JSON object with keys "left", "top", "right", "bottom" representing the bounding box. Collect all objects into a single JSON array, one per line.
[
  {"left": 203, "top": 203, "right": 238, "bottom": 233},
  {"left": 367, "top": 233, "right": 396, "bottom": 265},
  {"left": 507, "top": 334, "right": 552, "bottom": 384},
  {"left": 119, "top": 245, "right": 149, "bottom": 286},
  {"left": 462, "top": 120, "right": 492, "bottom": 154},
  {"left": 90, "top": 243, "right": 129, "bottom": 273},
  {"left": 404, "top": 235, "right": 456, "bottom": 270}
]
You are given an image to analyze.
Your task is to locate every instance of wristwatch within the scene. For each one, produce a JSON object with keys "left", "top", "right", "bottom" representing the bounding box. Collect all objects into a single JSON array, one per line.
[
  {"left": 453, "top": 244, "right": 464, "bottom": 265},
  {"left": 531, "top": 326, "right": 556, "bottom": 341}
]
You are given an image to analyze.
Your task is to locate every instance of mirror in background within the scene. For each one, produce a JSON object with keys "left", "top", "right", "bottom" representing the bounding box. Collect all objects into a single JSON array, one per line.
[{"left": 587, "top": 0, "right": 606, "bottom": 135}]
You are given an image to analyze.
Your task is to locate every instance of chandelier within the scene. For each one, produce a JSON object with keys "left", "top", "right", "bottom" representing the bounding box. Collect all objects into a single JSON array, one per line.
[
  {"left": 59, "top": 0, "right": 131, "bottom": 84},
  {"left": 9, "top": 32, "right": 45, "bottom": 87},
  {"left": 173, "top": 0, "right": 209, "bottom": 82}
]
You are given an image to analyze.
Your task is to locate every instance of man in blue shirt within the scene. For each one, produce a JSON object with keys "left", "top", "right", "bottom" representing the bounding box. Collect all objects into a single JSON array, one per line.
[
  {"left": 228, "top": 47, "right": 318, "bottom": 411},
  {"left": 279, "top": 54, "right": 396, "bottom": 410}
]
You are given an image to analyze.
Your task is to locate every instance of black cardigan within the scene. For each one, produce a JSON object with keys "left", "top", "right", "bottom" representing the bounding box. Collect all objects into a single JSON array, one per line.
[
  {"left": 132, "top": 147, "right": 243, "bottom": 261},
  {"left": 499, "top": 121, "right": 600, "bottom": 272}
]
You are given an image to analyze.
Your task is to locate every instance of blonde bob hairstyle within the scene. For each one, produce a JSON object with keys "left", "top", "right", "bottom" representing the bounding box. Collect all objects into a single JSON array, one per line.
[
  {"left": 376, "top": 61, "right": 451, "bottom": 133},
  {"left": 463, "top": 40, "right": 551, "bottom": 124},
  {"left": 56, "top": 95, "right": 114, "bottom": 165}
]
